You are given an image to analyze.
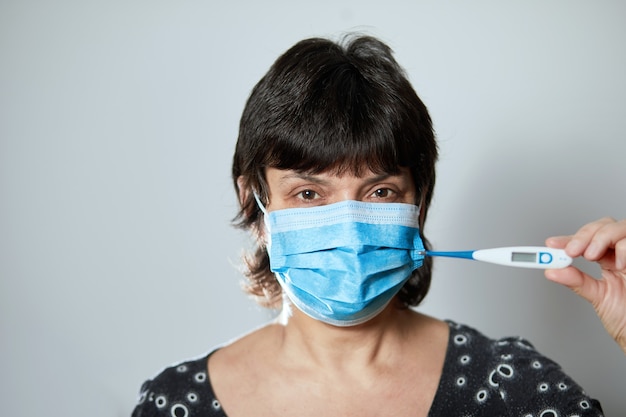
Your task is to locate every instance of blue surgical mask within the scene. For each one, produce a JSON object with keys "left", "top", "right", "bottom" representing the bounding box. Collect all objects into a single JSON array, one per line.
[{"left": 256, "top": 196, "right": 425, "bottom": 327}]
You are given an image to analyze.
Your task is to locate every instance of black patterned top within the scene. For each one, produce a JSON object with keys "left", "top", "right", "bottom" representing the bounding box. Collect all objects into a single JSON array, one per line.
[{"left": 131, "top": 321, "right": 603, "bottom": 417}]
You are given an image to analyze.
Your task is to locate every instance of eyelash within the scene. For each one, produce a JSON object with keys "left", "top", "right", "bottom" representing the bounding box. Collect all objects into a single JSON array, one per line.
[
  {"left": 291, "top": 185, "right": 401, "bottom": 205},
  {"left": 371, "top": 188, "right": 393, "bottom": 199}
]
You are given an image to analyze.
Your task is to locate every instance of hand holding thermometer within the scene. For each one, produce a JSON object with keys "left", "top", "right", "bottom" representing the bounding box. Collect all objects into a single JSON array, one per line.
[{"left": 419, "top": 246, "right": 572, "bottom": 269}]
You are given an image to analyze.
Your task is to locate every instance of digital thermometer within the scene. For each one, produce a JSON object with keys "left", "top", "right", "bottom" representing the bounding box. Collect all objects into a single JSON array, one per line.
[{"left": 420, "top": 246, "right": 572, "bottom": 269}]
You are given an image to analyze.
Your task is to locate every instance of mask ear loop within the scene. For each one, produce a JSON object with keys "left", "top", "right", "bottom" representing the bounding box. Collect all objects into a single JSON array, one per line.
[
  {"left": 252, "top": 191, "right": 273, "bottom": 250},
  {"left": 253, "top": 192, "right": 268, "bottom": 215}
]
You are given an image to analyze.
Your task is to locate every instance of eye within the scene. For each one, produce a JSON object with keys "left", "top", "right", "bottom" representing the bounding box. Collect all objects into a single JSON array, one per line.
[
  {"left": 298, "top": 189, "right": 318, "bottom": 200},
  {"left": 371, "top": 188, "right": 393, "bottom": 199}
]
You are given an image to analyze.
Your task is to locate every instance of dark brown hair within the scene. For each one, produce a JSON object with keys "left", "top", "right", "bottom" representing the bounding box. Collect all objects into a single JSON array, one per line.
[{"left": 232, "top": 35, "right": 438, "bottom": 309}]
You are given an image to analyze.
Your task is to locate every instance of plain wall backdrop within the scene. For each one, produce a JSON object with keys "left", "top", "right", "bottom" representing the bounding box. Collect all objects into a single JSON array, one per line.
[{"left": 1, "top": 1, "right": 625, "bottom": 416}]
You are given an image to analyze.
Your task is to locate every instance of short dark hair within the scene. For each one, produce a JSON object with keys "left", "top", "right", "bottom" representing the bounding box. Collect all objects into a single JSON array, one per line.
[{"left": 232, "top": 35, "right": 438, "bottom": 309}]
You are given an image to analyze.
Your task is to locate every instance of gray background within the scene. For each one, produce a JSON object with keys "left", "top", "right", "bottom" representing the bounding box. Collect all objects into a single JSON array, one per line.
[{"left": 1, "top": 1, "right": 625, "bottom": 416}]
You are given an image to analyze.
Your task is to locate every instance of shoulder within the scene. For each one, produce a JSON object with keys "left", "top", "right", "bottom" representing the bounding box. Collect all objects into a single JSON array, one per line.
[
  {"left": 445, "top": 320, "right": 541, "bottom": 361},
  {"left": 131, "top": 353, "right": 226, "bottom": 417},
  {"left": 130, "top": 325, "right": 279, "bottom": 417},
  {"left": 432, "top": 321, "right": 603, "bottom": 416}
]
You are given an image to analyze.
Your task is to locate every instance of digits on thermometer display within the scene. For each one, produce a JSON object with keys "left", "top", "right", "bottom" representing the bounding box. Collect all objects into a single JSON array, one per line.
[{"left": 511, "top": 252, "right": 537, "bottom": 263}]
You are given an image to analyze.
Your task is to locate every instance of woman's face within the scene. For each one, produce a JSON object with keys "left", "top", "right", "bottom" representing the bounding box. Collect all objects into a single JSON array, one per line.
[{"left": 264, "top": 166, "right": 417, "bottom": 212}]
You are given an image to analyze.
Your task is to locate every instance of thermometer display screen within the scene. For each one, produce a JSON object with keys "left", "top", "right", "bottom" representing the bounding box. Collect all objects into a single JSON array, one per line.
[{"left": 511, "top": 252, "right": 537, "bottom": 263}]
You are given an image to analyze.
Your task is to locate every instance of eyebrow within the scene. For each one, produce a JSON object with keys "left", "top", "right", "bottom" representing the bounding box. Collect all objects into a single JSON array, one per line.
[
  {"left": 277, "top": 171, "right": 396, "bottom": 185},
  {"left": 277, "top": 172, "right": 329, "bottom": 185}
]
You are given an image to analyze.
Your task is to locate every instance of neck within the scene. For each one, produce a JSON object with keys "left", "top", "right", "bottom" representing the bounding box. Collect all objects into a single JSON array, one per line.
[{"left": 276, "top": 302, "right": 417, "bottom": 372}]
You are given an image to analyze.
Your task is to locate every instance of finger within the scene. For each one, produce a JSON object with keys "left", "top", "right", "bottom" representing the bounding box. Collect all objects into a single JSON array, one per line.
[
  {"left": 588, "top": 219, "right": 626, "bottom": 269},
  {"left": 545, "top": 235, "right": 571, "bottom": 249},
  {"left": 564, "top": 217, "right": 615, "bottom": 258},
  {"left": 544, "top": 267, "right": 602, "bottom": 306},
  {"left": 616, "top": 236, "right": 626, "bottom": 271}
]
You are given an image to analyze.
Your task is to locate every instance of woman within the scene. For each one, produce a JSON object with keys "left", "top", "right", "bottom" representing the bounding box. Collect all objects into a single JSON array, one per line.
[{"left": 132, "top": 35, "right": 624, "bottom": 417}]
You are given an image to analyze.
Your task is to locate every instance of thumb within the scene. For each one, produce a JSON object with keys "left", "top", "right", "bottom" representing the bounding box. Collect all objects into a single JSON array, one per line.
[{"left": 544, "top": 267, "right": 601, "bottom": 306}]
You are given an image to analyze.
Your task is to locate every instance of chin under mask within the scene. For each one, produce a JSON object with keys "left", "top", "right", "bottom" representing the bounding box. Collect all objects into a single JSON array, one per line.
[{"left": 256, "top": 196, "right": 425, "bottom": 327}]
